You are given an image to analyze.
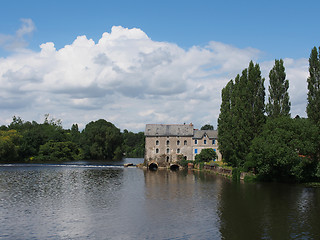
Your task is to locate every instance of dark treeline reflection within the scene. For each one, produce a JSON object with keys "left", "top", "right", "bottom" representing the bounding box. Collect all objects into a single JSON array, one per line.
[{"left": 218, "top": 180, "right": 320, "bottom": 239}]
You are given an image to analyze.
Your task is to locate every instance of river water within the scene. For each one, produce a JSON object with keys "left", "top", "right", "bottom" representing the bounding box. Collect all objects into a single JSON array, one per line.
[{"left": 0, "top": 158, "right": 319, "bottom": 240}]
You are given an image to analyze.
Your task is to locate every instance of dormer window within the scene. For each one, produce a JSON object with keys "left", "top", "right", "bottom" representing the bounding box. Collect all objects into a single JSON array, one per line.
[{"left": 204, "top": 140, "right": 207, "bottom": 144}]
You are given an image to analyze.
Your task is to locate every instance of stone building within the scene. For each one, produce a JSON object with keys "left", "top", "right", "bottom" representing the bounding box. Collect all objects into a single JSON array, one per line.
[{"left": 144, "top": 123, "right": 222, "bottom": 168}]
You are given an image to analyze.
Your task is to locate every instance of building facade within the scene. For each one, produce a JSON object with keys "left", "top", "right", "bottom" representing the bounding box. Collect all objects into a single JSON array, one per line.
[{"left": 144, "top": 124, "right": 222, "bottom": 167}]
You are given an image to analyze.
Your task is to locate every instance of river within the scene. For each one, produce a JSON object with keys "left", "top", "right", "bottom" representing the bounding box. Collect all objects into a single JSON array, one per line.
[{"left": 0, "top": 158, "right": 319, "bottom": 239}]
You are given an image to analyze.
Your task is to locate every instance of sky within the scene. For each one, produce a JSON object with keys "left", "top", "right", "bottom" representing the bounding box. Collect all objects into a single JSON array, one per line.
[{"left": 0, "top": 0, "right": 319, "bottom": 132}]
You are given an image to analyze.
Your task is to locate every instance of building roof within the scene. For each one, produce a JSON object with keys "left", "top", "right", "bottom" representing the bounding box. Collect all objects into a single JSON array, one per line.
[
  {"left": 193, "top": 130, "right": 218, "bottom": 139},
  {"left": 145, "top": 124, "right": 194, "bottom": 136}
]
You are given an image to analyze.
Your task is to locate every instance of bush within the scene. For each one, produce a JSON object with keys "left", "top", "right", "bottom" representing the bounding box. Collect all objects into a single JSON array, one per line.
[
  {"left": 232, "top": 168, "right": 241, "bottom": 182},
  {"left": 36, "top": 141, "right": 81, "bottom": 162},
  {"left": 195, "top": 148, "right": 217, "bottom": 163},
  {"left": 244, "top": 174, "right": 258, "bottom": 182}
]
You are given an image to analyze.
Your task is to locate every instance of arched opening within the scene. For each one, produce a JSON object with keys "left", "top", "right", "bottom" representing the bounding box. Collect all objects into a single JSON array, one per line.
[
  {"left": 170, "top": 164, "right": 179, "bottom": 171},
  {"left": 148, "top": 163, "right": 158, "bottom": 171}
]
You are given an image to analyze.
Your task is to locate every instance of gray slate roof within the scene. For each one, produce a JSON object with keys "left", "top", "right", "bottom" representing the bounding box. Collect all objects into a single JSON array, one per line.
[
  {"left": 193, "top": 130, "right": 218, "bottom": 139},
  {"left": 145, "top": 124, "right": 194, "bottom": 136}
]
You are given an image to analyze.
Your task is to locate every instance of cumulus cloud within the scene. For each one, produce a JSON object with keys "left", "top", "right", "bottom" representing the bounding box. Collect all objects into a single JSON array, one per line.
[
  {"left": 0, "top": 25, "right": 310, "bottom": 131},
  {"left": 0, "top": 18, "right": 35, "bottom": 51}
]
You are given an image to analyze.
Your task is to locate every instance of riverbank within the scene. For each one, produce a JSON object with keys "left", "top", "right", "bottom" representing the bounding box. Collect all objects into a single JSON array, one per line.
[{"left": 188, "top": 162, "right": 256, "bottom": 182}]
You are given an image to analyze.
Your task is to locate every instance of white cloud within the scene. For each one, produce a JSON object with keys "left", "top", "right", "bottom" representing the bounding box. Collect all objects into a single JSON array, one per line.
[
  {"left": 0, "top": 18, "right": 35, "bottom": 51},
  {"left": 0, "top": 25, "right": 310, "bottom": 131}
]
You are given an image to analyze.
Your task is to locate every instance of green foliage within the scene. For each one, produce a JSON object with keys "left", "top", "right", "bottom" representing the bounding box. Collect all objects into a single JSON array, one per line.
[
  {"left": 36, "top": 141, "right": 81, "bottom": 162},
  {"left": 178, "top": 158, "right": 193, "bottom": 167},
  {"left": 201, "top": 124, "right": 214, "bottom": 130},
  {"left": 307, "top": 46, "right": 320, "bottom": 125},
  {"left": 122, "top": 130, "right": 145, "bottom": 158},
  {"left": 218, "top": 61, "right": 265, "bottom": 167},
  {"left": 0, "top": 130, "right": 22, "bottom": 162},
  {"left": 218, "top": 80, "right": 234, "bottom": 165},
  {"left": 8, "top": 116, "right": 69, "bottom": 160},
  {"left": 1, "top": 116, "right": 126, "bottom": 163},
  {"left": 266, "top": 59, "right": 291, "bottom": 118},
  {"left": 232, "top": 168, "right": 241, "bottom": 182},
  {"left": 195, "top": 148, "right": 217, "bottom": 163},
  {"left": 70, "top": 123, "right": 81, "bottom": 145},
  {"left": 197, "top": 162, "right": 205, "bottom": 170},
  {"left": 81, "top": 119, "right": 123, "bottom": 160},
  {"left": 247, "top": 117, "right": 320, "bottom": 182},
  {"left": 243, "top": 174, "right": 257, "bottom": 182}
]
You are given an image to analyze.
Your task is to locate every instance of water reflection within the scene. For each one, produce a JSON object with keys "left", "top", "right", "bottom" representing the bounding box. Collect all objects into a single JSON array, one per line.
[
  {"left": 0, "top": 164, "right": 319, "bottom": 239},
  {"left": 218, "top": 181, "right": 320, "bottom": 240},
  {"left": 143, "top": 169, "right": 222, "bottom": 239},
  {"left": 0, "top": 166, "right": 124, "bottom": 239}
]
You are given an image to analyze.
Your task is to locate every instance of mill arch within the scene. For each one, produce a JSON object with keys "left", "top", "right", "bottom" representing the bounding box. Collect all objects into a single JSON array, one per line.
[
  {"left": 148, "top": 162, "right": 158, "bottom": 171},
  {"left": 170, "top": 164, "right": 180, "bottom": 171}
]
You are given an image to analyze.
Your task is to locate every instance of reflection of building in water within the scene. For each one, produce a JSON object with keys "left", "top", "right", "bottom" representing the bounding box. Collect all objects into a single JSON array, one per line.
[
  {"left": 144, "top": 124, "right": 222, "bottom": 168},
  {"left": 143, "top": 170, "right": 196, "bottom": 200}
]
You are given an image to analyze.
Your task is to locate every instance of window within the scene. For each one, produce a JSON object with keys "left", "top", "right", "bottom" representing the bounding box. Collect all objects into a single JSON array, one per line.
[
  {"left": 184, "top": 140, "right": 187, "bottom": 145},
  {"left": 166, "top": 140, "right": 170, "bottom": 145},
  {"left": 156, "top": 140, "right": 159, "bottom": 145},
  {"left": 167, "top": 148, "right": 170, "bottom": 153},
  {"left": 195, "top": 139, "right": 198, "bottom": 144},
  {"left": 204, "top": 140, "right": 207, "bottom": 145},
  {"left": 177, "top": 140, "right": 180, "bottom": 145},
  {"left": 212, "top": 139, "right": 216, "bottom": 145},
  {"left": 156, "top": 148, "right": 159, "bottom": 153},
  {"left": 177, "top": 148, "right": 180, "bottom": 154},
  {"left": 195, "top": 149, "right": 198, "bottom": 154}
]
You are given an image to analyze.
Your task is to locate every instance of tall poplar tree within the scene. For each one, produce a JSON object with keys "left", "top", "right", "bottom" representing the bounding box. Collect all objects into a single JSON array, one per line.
[
  {"left": 307, "top": 47, "right": 320, "bottom": 125},
  {"left": 218, "top": 61, "right": 265, "bottom": 167},
  {"left": 218, "top": 80, "right": 235, "bottom": 165},
  {"left": 266, "top": 59, "right": 291, "bottom": 118},
  {"left": 233, "top": 61, "right": 265, "bottom": 166}
]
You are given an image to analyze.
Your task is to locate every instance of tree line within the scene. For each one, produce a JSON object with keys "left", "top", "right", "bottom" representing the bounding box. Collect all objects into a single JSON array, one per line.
[
  {"left": 218, "top": 47, "right": 320, "bottom": 182},
  {"left": 0, "top": 115, "right": 145, "bottom": 162}
]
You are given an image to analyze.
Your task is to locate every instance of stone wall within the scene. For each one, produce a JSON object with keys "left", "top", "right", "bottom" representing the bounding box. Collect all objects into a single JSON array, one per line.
[{"left": 145, "top": 135, "right": 193, "bottom": 167}]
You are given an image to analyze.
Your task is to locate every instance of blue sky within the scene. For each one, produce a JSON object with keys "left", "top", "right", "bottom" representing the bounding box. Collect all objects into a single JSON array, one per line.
[
  {"left": 0, "top": 0, "right": 319, "bottom": 131},
  {"left": 2, "top": 0, "right": 318, "bottom": 58}
]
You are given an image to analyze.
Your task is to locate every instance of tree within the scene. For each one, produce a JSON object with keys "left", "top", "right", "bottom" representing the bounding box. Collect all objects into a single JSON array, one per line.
[
  {"left": 307, "top": 46, "right": 320, "bottom": 125},
  {"left": 218, "top": 80, "right": 235, "bottom": 165},
  {"left": 122, "top": 130, "right": 145, "bottom": 158},
  {"left": 266, "top": 59, "right": 291, "bottom": 118},
  {"left": 218, "top": 61, "right": 265, "bottom": 167},
  {"left": 70, "top": 123, "right": 81, "bottom": 145},
  {"left": 247, "top": 117, "right": 320, "bottom": 182},
  {"left": 36, "top": 141, "right": 81, "bottom": 162},
  {"left": 0, "top": 130, "right": 22, "bottom": 162},
  {"left": 81, "top": 119, "right": 123, "bottom": 160},
  {"left": 9, "top": 116, "right": 69, "bottom": 160},
  {"left": 195, "top": 148, "right": 217, "bottom": 163},
  {"left": 201, "top": 124, "right": 214, "bottom": 130}
]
